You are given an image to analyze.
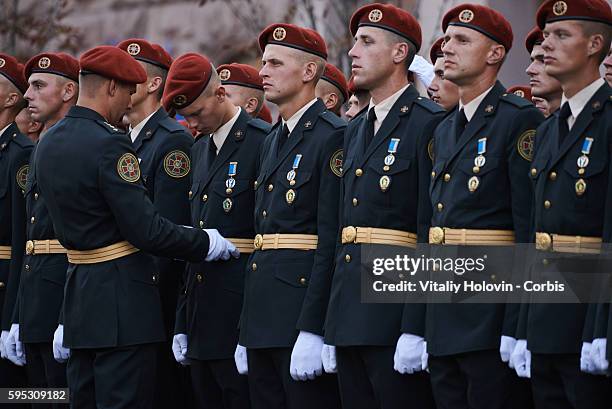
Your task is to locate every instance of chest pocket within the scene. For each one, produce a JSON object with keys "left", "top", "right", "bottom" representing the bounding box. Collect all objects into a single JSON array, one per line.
[
  {"left": 454, "top": 157, "right": 504, "bottom": 207},
  {"left": 561, "top": 154, "right": 608, "bottom": 210},
  {"left": 361, "top": 158, "right": 411, "bottom": 209},
  {"left": 278, "top": 172, "right": 313, "bottom": 194}
]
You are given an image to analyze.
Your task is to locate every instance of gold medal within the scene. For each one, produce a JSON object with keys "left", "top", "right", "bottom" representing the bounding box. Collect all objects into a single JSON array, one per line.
[
  {"left": 575, "top": 179, "right": 587, "bottom": 196},
  {"left": 468, "top": 176, "right": 480, "bottom": 192},
  {"left": 379, "top": 175, "right": 391, "bottom": 192},
  {"left": 286, "top": 189, "right": 296, "bottom": 204}
]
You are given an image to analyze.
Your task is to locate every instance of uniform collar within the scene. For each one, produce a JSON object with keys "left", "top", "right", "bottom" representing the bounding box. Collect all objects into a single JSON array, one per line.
[
  {"left": 459, "top": 84, "right": 495, "bottom": 122},
  {"left": 212, "top": 106, "right": 241, "bottom": 152},
  {"left": 368, "top": 83, "right": 410, "bottom": 126},
  {"left": 282, "top": 98, "right": 318, "bottom": 133},
  {"left": 67, "top": 105, "right": 109, "bottom": 122},
  {"left": 129, "top": 110, "right": 157, "bottom": 143},
  {"left": 0, "top": 123, "right": 11, "bottom": 138},
  {"left": 560, "top": 78, "right": 605, "bottom": 121}
]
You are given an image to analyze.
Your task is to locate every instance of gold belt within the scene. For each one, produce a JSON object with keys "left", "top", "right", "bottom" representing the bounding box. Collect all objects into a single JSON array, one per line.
[
  {"left": 341, "top": 226, "right": 417, "bottom": 248},
  {"left": 227, "top": 238, "right": 255, "bottom": 254},
  {"left": 66, "top": 241, "right": 139, "bottom": 264},
  {"left": 535, "top": 232, "right": 602, "bottom": 254},
  {"left": 253, "top": 234, "right": 318, "bottom": 251},
  {"left": 0, "top": 246, "right": 10, "bottom": 260},
  {"left": 25, "top": 239, "right": 67, "bottom": 255},
  {"left": 429, "top": 227, "right": 515, "bottom": 246}
]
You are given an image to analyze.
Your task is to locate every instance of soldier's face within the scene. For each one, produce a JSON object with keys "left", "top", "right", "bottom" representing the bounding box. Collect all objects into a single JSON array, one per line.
[
  {"left": 177, "top": 87, "right": 225, "bottom": 134},
  {"left": 109, "top": 81, "right": 135, "bottom": 125},
  {"left": 260, "top": 45, "right": 306, "bottom": 105},
  {"left": 442, "top": 26, "right": 494, "bottom": 86},
  {"left": 24, "top": 73, "right": 65, "bottom": 123},
  {"left": 604, "top": 48, "right": 612, "bottom": 86},
  {"left": 428, "top": 57, "right": 459, "bottom": 111},
  {"left": 526, "top": 44, "right": 562, "bottom": 100},
  {"left": 349, "top": 27, "right": 396, "bottom": 91},
  {"left": 541, "top": 21, "right": 592, "bottom": 81},
  {"left": 345, "top": 94, "right": 360, "bottom": 120}
]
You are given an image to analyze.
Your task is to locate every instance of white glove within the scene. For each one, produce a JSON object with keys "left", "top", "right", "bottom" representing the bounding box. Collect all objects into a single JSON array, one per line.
[
  {"left": 409, "top": 55, "right": 435, "bottom": 88},
  {"left": 172, "top": 334, "right": 190, "bottom": 366},
  {"left": 500, "top": 335, "right": 517, "bottom": 363},
  {"left": 290, "top": 331, "right": 324, "bottom": 381},
  {"left": 6, "top": 324, "right": 25, "bottom": 366},
  {"left": 580, "top": 342, "right": 595, "bottom": 373},
  {"left": 421, "top": 341, "right": 429, "bottom": 371},
  {"left": 321, "top": 344, "right": 337, "bottom": 373},
  {"left": 234, "top": 344, "right": 248, "bottom": 375},
  {"left": 0, "top": 330, "right": 8, "bottom": 359},
  {"left": 205, "top": 229, "right": 240, "bottom": 261},
  {"left": 590, "top": 338, "right": 609, "bottom": 374},
  {"left": 509, "top": 339, "right": 531, "bottom": 378},
  {"left": 394, "top": 333, "right": 427, "bottom": 374},
  {"left": 52, "top": 325, "right": 70, "bottom": 363}
]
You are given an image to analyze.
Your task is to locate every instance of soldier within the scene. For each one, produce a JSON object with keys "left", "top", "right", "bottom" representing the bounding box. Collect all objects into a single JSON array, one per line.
[
  {"left": 3, "top": 52, "right": 78, "bottom": 401},
  {"left": 163, "top": 52, "right": 270, "bottom": 409},
  {"left": 116, "top": 38, "right": 194, "bottom": 409},
  {"left": 525, "top": 27, "right": 562, "bottom": 117},
  {"left": 217, "top": 62, "right": 267, "bottom": 120},
  {"left": 34, "top": 45, "right": 238, "bottom": 409},
  {"left": 603, "top": 47, "right": 611, "bottom": 86},
  {"left": 14, "top": 108, "right": 42, "bottom": 142},
  {"left": 236, "top": 23, "right": 345, "bottom": 409},
  {"left": 0, "top": 53, "right": 31, "bottom": 401},
  {"left": 315, "top": 63, "right": 349, "bottom": 116},
  {"left": 428, "top": 37, "right": 460, "bottom": 111},
  {"left": 507, "top": 85, "right": 533, "bottom": 102},
  {"left": 345, "top": 75, "right": 369, "bottom": 120},
  {"left": 323, "top": 4, "right": 443, "bottom": 409},
  {"left": 427, "top": 4, "right": 544, "bottom": 409},
  {"left": 510, "top": 1, "right": 612, "bottom": 408}
]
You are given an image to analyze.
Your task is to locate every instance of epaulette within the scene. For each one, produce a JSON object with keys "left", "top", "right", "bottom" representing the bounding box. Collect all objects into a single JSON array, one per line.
[
  {"left": 318, "top": 110, "right": 346, "bottom": 129},
  {"left": 159, "top": 116, "right": 187, "bottom": 133},
  {"left": 95, "top": 120, "right": 123, "bottom": 134},
  {"left": 247, "top": 118, "right": 272, "bottom": 133},
  {"left": 500, "top": 92, "right": 533, "bottom": 109},
  {"left": 414, "top": 96, "right": 446, "bottom": 114}
]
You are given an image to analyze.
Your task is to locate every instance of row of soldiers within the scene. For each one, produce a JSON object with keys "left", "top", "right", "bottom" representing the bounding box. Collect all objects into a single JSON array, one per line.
[{"left": 0, "top": 0, "right": 611, "bottom": 409}]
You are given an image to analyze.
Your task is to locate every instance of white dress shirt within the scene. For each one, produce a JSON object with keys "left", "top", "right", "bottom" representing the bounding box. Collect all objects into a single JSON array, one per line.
[
  {"left": 560, "top": 78, "right": 605, "bottom": 130},
  {"left": 459, "top": 85, "right": 495, "bottom": 122},
  {"left": 282, "top": 98, "right": 319, "bottom": 134},
  {"left": 367, "top": 84, "right": 410, "bottom": 135},
  {"left": 211, "top": 106, "right": 241, "bottom": 154}
]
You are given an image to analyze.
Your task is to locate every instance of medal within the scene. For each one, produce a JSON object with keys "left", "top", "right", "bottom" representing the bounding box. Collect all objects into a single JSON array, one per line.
[
  {"left": 577, "top": 155, "right": 589, "bottom": 168},
  {"left": 581, "top": 137, "right": 593, "bottom": 155},
  {"left": 468, "top": 176, "right": 480, "bottom": 192},
  {"left": 225, "top": 178, "right": 236, "bottom": 189},
  {"left": 388, "top": 138, "right": 400, "bottom": 153},
  {"left": 287, "top": 169, "right": 296, "bottom": 182},
  {"left": 292, "top": 154, "right": 303, "bottom": 169},
  {"left": 379, "top": 175, "right": 391, "bottom": 192},
  {"left": 474, "top": 137, "right": 487, "bottom": 168},
  {"left": 474, "top": 155, "right": 486, "bottom": 167},
  {"left": 384, "top": 154, "right": 395, "bottom": 166},
  {"left": 286, "top": 189, "right": 296, "bottom": 204},
  {"left": 223, "top": 198, "right": 233, "bottom": 213},
  {"left": 575, "top": 179, "right": 587, "bottom": 196},
  {"left": 226, "top": 162, "right": 237, "bottom": 193}
]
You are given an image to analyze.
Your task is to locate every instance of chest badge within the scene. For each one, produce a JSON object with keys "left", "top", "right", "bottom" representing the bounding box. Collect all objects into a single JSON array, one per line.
[
  {"left": 379, "top": 175, "right": 391, "bottom": 192},
  {"left": 225, "top": 162, "right": 237, "bottom": 194},
  {"left": 576, "top": 137, "right": 593, "bottom": 175},
  {"left": 286, "top": 189, "right": 296, "bottom": 204},
  {"left": 383, "top": 138, "right": 400, "bottom": 172},
  {"left": 468, "top": 176, "right": 480, "bottom": 192},
  {"left": 223, "top": 198, "right": 233, "bottom": 213}
]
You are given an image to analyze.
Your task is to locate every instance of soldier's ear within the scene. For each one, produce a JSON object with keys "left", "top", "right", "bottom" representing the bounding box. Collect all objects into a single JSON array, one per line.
[
  {"left": 486, "top": 44, "right": 506, "bottom": 66},
  {"left": 148, "top": 76, "right": 163, "bottom": 95},
  {"left": 392, "top": 42, "right": 409, "bottom": 65},
  {"left": 303, "top": 61, "right": 318, "bottom": 83},
  {"left": 62, "top": 81, "right": 78, "bottom": 103},
  {"left": 323, "top": 92, "right": 339, "bottom": 112},
  {"left": 586, "top": 33, "right": 605, "bottom": 59},
  {"left": 108, "top": 79, "right": 118, "bottom": 97},
  {"left": 245, "top": 97, "right": 259, "bottom": 114},
  {"left": 1, "top": 92, "right": 20, "bottom": 109}
]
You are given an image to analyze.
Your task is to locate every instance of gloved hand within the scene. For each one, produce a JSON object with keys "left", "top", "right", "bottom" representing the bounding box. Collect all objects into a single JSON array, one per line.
[
  {"left": 0, "top": 330, "right": 8, "bottom": 359},
  {"left": 394, "top": 333, "right": 427, "bottom": 374},
  {"left": 509, "top": 339, "right": 531, "bottom": 378},
  {"left": 409, "top": 55, "right": 435, "bottom": 88},
  {"left": 172, "top": 334, "right": 190, "bottom": 366},
  {"left": 500, "top": 335, "right": 517, "bottom": 363},
  {"left": 234, "top": 344, "right": 248, "bottom": 375},
  {"left": 590, "top": 338, "right": 609, "bottom": 374},
  {"left": 421, "top": 341, "right": 429, "bottom": 371},
  {"left": 580, "top": 342, "right": 595, "bottom": 373},
  {"left": 205, "top": 229, "right": 240, "bottom": 261},
  {"left": 6, "top": 324, "right": 25, "bottom": 366},
  {"left": 321, "top": 344, "right": 337, "bottom": 373},
  {"left": 52, "top": 325, "right": 70, "bottom": 363},
  {"left": 290, "top": 331, "right": 324, "bottom": 381}
]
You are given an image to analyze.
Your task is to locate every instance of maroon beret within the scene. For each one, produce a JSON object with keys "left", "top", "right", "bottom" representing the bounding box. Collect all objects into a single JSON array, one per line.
[
  {"left": 442, "top": 3, "right": 513, "bottom": 51},
  {"left": 162, "top": 53, "right": 214, "bottom": 110},
  {"left": 24, "top": 52, "right": 79, "bottom": 82},
  {"left": 350, "top": 3, "right": 422, "bottom": 51},
  {"left": 258, "top": 23, "right": 327, "bottom": 59},
  {"left": 0, "top": 53, "right": 27, "bottom": 94},
  {"left": 536, "top": 0, "right": 612, "bottom": 29},
  {"left": 257, "top": 104, "right": 273, "bottom": 124},
  {"left": 430, "top": 37, "right": 445, "bottom": 64},
  {"left": 321, "top": 63, "right": 349, "bottom": 102},
  {"left": 80, "top": 46, "right": 147, "bottom": 84},
  {"left": 117, "top": 38, "right": 173, "bottom": 70},
  {"left": 507, "top": 85, "right": 533, "bottom": 102},
  {"left": 217, "top": 63, "right": 263, "bottom": 90},
  {"left": 525, "top": 27, "right": 544, "bottom": 54}
]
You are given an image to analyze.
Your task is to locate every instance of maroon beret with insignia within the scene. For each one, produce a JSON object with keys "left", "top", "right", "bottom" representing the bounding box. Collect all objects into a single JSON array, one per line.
[
  {"left": 525, "top": 27, "right": 544, "bottom": 54},
  {"left": 216, "top": 63, "right": 263, "bottom": 90},
  {"left": 162, "top": 53, "right": 214, "bottom": 110},
  {"left": 350, "top": 3, "right": 422, "bottom": 51},
  {"left": 430, "top": 37, "right": 445, "bottom": 64},
  {"left": 24, "top": 52, "right": 79, "bottom": 82},
  {"left": 321, "top": 63, "right": 349, "bottom": 102},
  {"left": 258, "top": 23, "right": 328, "bottom": 59},
  {"left": 80, "top": 46, "right": 147, "bottom": 84},
  {"left": 442, "top": 3, "right": 513, "bottom": 51},
  {"left": 257, "top": 104, "right": 273, "bottom": 124},
  {"left": 0, "top": 53, "right": 28, "bottom": 94},
  {"left": 537, "top": 0, "right": 612, "bottom": 29},
  {"left": 507, "top": 85, "right": 533, "bottom": 102},
  {"left": 117, "top": 38, "right": 173, "bottom": 70}
]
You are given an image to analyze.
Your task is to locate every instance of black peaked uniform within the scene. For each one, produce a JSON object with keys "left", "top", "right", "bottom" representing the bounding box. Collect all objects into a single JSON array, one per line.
[
  {"left": 131, "top": 107, "right": 194, "bottom": 409},
  {"left": 175, "top": 109, "right": 269, "bottom": 409},
  {"left": 427, "top": 82, "right": 544, "bottom": 409},
  {"left": 325, "top": 85, "right": 443, "bottom": 409},
  {"left": 520, "top": 81, "right": 612, "bottom": 409},
  {"left": 35, "top": 106, "right": 210, "bottom": 409},
  {"left": 239, "top": 99, "right": 344, "bottom": 409},
  {"left": 0, "top": 123, "right": 30, "bottom": 395}
]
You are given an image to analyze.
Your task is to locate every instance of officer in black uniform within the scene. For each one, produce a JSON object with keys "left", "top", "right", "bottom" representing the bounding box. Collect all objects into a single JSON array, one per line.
[
  {"left": 117, "top": 38, "right": 194, "bottom": 409},
  {"left": 426, "top": 4, "right": 544, "bottom": 409},
  {"left": 34, "top": 45, "right": 237, "bottom": 409},
  {"left": 511, "top": 1, "right": 612, "bottom": 408},
  {"left": 323, "top": 4, "right": 442, "bottom": 409},
  {"left": 164, "top": 52, "right": 270, "bottom": 409},
  {"left": 237, "top": 23, "right": 345, "bottom": 409},
  {"left": 0, "top": 52, "right": 31, "bottom": 400}
]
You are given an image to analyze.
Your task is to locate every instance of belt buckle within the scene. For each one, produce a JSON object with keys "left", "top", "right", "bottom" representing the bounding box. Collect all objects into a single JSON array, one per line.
[
  {"left": 25, "top": 240, "right": 35, "bottom": 255},
  {"left": 253, "top": 234, "right": 263, "bottom": 250},
  {"left": 342, "top": 226, "right": 357, "bottom": 244},
  {"left": 535, "top": 232, "right": 552, "bottom": 251},
  {"left": 429, "top": 227, "right": 444, "bottom": 245}
]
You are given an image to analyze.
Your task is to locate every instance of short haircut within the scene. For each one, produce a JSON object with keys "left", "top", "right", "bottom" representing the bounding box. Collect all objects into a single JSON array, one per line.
[
  {"left": 143, "top": 61, "right": 169, "bottom": 100},
  {"left": 383, "top": 30, "right": 417, "bottom": 74},
  {"left": 579, "top": 21, "right": 612, "bottom": 64}
]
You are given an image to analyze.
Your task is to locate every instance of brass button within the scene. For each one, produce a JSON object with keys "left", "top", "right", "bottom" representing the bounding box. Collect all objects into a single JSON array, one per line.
[
  {"left": 254, "top": 181, "right": 258, "bottom": 189},
  {"left": 431, "top": 171, "right": 436, "bottom": 178},
  {"left": 355, "top": 169, "right": 363, "bottom": 177},
  {"left": 472, "top": 166, "right": 480, "bottom": 174},
  {"left": 531, "top": 168, "right": 537, "bottom": 177},
  {"left": 252, "top": 263, "right": 257, "bottom": 271},
  {"left": 268, "top": 184, "right": 274, "bottom": 192},
  {"left": 152, "top": 275, "right": 157, "bottom": 283},
  {"left": 383, "top": 165, "right": 390, "bottom": 172},
  {"left": 352, "top": 198, "right": 358, "bottom": 207},
  {"left": 549, "top": 172, "right": 557, "bottom": 181},
  {"left": 290, "top": 180, "right": 296, "bottom": 186},
  {"left": 34, "top": 193, "right": 39, "bottom": 200},
  {"left": 437, "top": 203, "right": 444, "bottom": 212},
  {"left": 202, "top": 194, "right": 208, "bottom": 202},
  {"left": 188, "top": 190, "right": 193, "bottom": 199},
  {"left": 345, "top": 254, "right": 351, "bottom": 263},
  {"left": 444, "top": 173, "right": 451, "bottom": 182},
  {"left": 196, "top": 274, "right": 203, "bottom": 283},
  {"left": 578, "top": 168, "right": 585, "bottom": 175},
  {"left": 262, "top": 210, "right": 267, "bottom": 217},
  {"left": 0, "top": 282, "right": 4, "bottom": 288},
  {"left": 30, "top": 216, "right": 35, "bottom": 224},
  {"left": 226, "top": 188, "right": 233, "bottom": 195},
  {"left": 199, "top": 220, "right": 204, "bottom": 228},
  {"left": 299, "top": 277, "right": 307, "bottom": 285},
  {"left": 24, "top": 265, "right": 30, "bottom": 271},
  {"left": 544, "top": 200, "right": 551, "bottom": 209},
  {"left": 542, "top": 259, "right": 549, "bottom": 265}
]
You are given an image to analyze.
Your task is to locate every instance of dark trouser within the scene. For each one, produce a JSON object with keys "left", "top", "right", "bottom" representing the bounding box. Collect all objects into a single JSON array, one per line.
[
  {"left": 153, "top": 341, "right": 193, "bottom": 409},
  {"left": 247, "top": 347, "right": 340, "bottom": 409},
  {"left": 531, "top": 353, "right": 612, "bottom": 409},
  {"left": 0, "top": 355, "right": 28, "bottom": 409},
  {"left": 190, "top": 358, "right": 250, "bottom": 409},
  {"left": 67, "top": 344, "right": 156, "bottom": 409},
  {"left": 24, "top": 342, "right": 67, "bottom": 408},
  {"left": 336, "top": 345, "right": 435, "bottom": 409},
  {"left": 429, "top": 349, "right": 530, "bottom": 409}
]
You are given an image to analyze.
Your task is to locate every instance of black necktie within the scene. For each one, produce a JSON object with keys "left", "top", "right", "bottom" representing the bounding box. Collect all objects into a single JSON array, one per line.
[
  {"left": 207, "top": 136, "right": 217, "bottom": 170},
  {"left": 277, "top": 124, "right": 290, "bottom": 154},
  {"left": 558, "top": 102, "right": 572, "bottom": 147},
  {"left": 454, "top": 108, "right": 468, "bottom": 142},
  {"left": 364, "top": 107, "right": 377, "bottom": 151}
]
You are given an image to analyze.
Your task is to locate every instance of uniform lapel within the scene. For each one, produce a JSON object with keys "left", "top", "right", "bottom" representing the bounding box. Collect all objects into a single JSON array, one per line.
[{"left": 132, "top": 107, "right": 166, "bottom": 152}]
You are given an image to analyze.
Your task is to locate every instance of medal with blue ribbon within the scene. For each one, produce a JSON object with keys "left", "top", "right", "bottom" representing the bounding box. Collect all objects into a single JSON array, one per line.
[
  {"left": 286, "top": 154, "right": 302, "bottom": 187},
  {"left": 575, "top": 137, "right": 593, "bottom": 195},
  {"left": 383, "top": 138, "right": 400, "bottom": 171},
  {"left": 225, "top": 161, "right": 237, "bottom": 193}
]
